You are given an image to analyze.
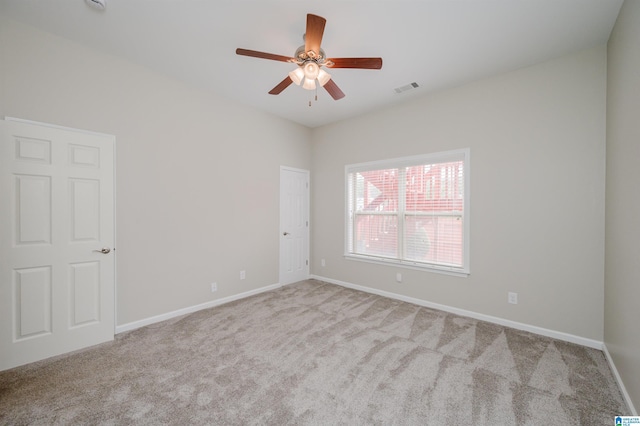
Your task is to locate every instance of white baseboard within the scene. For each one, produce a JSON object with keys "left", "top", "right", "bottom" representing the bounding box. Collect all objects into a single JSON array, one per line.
[
  {"left": 116, "top": 282, "right": 281, "bottom": 334},
  {"left": 310, "top": 274, "right": 604, "bottom": 350},
  {"left": 603, "top": 343, "right": 638, "bottom": 415}
]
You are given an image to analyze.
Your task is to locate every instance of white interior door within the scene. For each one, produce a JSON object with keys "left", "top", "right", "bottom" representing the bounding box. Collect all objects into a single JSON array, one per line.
[
  {"left": 279, "top": 167, "right": 309, "bottom": 285},
  {"left": 0, "top": 119, "right": 115, "bottom": 371}
]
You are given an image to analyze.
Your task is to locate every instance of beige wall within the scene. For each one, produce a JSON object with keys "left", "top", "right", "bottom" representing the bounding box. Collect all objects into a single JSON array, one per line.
[
  {"left": 311, "top": 46, "right": 607, "bottom": 341},
  {"left": 605, "top": 0, "right": 640, "bottom": 413},
  {"left": 0, "top": 17, "right": 312, "bottom": 325}
]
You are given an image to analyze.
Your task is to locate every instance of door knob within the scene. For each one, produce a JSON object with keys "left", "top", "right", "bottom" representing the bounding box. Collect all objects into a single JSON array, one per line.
[
  {"left": 93, "top": 247, "right": 111, "bottom": 254},
  {"left": 283, "top": 232, "right": 290, "bottom": 236}
]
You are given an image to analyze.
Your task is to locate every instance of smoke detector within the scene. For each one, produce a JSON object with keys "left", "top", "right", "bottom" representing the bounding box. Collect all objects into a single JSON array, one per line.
[{"left": 85, "top": 0, "right": 106, "bottom": 10}]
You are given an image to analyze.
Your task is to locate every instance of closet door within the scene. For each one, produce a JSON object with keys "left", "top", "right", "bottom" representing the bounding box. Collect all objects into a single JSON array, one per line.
[{"left": 0, "top": 119, "right": 115, "bottom": 371}]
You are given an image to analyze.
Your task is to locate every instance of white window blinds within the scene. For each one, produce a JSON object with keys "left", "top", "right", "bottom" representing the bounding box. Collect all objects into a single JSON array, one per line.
[{"left": 346, "top": 149, "right": 470, "bottom": 275}]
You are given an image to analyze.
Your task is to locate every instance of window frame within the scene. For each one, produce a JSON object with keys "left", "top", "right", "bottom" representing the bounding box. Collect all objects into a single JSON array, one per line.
[{"left": 344, "top": 148, "right": 470, "bottom": 277}]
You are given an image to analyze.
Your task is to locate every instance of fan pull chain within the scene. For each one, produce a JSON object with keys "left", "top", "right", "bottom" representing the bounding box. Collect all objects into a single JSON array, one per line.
[{"left": 309, "top": 85, "right": 319, "bottom": 107}]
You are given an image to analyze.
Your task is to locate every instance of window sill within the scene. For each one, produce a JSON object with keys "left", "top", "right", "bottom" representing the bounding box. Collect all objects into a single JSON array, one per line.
[{"left": 344, "top": 254, "right": 470, "bottom": 278}]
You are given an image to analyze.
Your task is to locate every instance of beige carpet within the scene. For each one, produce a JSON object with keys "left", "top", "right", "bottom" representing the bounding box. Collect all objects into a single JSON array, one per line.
[{"left": 0, "top": 279, "right": 630, "bottom": 425}]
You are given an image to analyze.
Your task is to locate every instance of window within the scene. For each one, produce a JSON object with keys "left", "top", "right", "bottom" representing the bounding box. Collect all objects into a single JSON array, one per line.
[{"left": 345, "top": 149, "right": 469, "bottom": 276}]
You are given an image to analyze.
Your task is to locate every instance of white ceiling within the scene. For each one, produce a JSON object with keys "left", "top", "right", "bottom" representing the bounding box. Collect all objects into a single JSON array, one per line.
[{"left": 0, "top": 0, "right": 624, "bottom": 128}]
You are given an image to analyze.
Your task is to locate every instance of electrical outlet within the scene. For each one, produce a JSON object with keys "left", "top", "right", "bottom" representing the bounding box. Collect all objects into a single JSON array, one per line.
[
  {"left": 508, "top": 292, "right": 518, "bottom": 304},
  {"left": 321, "top": 259, "right": 326, "bottom": 267},
  {"left": 396, "top": 272, "right": 402, "bottom": 283},
  {"left": 240, "top": 270, "right": 246, "bottom": 280},
  {"left": 210, "top": 282, "right": 217, "bottom": 293}
]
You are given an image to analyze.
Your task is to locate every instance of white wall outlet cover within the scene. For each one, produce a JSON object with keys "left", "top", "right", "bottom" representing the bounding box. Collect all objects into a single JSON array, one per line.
[{"left": 396, "top": 273, "right": 402, "bottom": 283}]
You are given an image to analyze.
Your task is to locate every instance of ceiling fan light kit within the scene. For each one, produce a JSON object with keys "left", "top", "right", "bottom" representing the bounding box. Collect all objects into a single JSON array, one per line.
[
  {"left": 288, "top": 68, "right": 304, "bottom": 86},
  {"left": 236, "top": 13, "right": 382, "bottom": 101},
  {"left": 303, "top": 62, "right": 320, "bottom": 81},
  {"left": 317, "top": 69, "right": 331, "bottom": 86},
  {"left": 302, "top": 77, "right": 316, "bottom": 91}
]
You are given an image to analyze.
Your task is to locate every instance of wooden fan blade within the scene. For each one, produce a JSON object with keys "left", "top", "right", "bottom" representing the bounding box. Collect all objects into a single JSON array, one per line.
[
  {"left": 269, "top": 76, "right": 294, "bottom": 95},
  {"left": 304, "top": 14, "right": 326, "bottom": 57},
  {"left": 323, "top": 79, "right": 345, "bottom": 100},
  {"left": 326, "top": 57, "right": 383, "bottom": 69},
  {"left": 236, "top": 48, "right": 294, "bottom": 63}
]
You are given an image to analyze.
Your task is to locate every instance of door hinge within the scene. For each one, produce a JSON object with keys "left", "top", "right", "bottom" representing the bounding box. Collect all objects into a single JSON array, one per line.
[
  {"left": 306, "top": 221, "right": 308, "bottom": 227},
  {"left": 306, "top": 260, "right": 309, "bottom": 266},
  {"left": 306, "top": 182, "right": 309, "bottom": 189}
]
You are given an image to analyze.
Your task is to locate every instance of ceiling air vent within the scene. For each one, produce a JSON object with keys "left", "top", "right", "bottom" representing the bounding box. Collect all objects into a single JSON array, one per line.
[{"left": 394, "top": 82, "right": 419, "bottom": 94}]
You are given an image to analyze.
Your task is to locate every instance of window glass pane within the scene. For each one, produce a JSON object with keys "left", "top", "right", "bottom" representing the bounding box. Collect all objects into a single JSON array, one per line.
[
  {"left": 404, "top": 161, "right": 464, "bottom": 267},
  {"left": 405, "top": 162, "right": 464, "bottom": 213},
  {"left": 354, "top": 214, "right": 398, "bottom": 258},
  {"left": 405, "top": 215, "right": 463, "bottom": 267},
  {"left": 404, "top": 215, "right": 431, "bottom": 261},
  {"left": 355, "top": 169, "right": 398, "bottom": 213}
]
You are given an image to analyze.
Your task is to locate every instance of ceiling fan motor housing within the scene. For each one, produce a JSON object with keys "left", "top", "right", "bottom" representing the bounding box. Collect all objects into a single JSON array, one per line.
[{"left": 295, "top": 45, "right": 326, "bottom": 63}]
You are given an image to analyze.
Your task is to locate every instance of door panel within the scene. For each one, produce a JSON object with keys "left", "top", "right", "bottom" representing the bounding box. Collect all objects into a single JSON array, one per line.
[
  {"left": 0, "top": 119, "right": 115, "bottom": 371},
  {"left": 15, "top": 266, "right": 52, "bottom": 339},
  {"left": 279, "top": 167, "right": 309, "bottom": 285},
  {"left": 69, "top": 261, "right": 101, "bottom": 327},
  {"left": 69, "top": 178, "right": 100, "bottom": 241},
  {"left": 16, "top": 174, "right": 52, "bottom": 244}
]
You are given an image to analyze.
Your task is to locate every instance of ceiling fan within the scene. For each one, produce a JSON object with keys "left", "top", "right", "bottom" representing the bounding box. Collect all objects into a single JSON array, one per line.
[{"left": 236, "top": 14, "right": 382, "bottom": 100}]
